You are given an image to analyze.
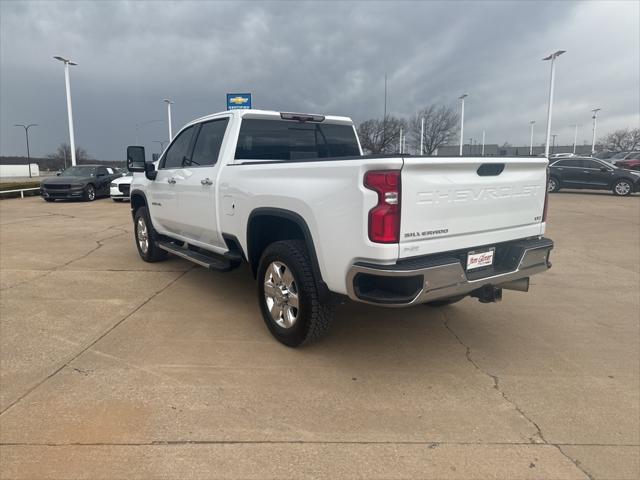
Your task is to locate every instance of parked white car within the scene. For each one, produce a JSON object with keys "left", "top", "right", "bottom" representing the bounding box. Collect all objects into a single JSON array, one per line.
[
  {"left": 110, "top": 172, "right": 132, "bottom": 201},
  {"left": 126, "top": 109, "right": 553, "bottom": 346}
]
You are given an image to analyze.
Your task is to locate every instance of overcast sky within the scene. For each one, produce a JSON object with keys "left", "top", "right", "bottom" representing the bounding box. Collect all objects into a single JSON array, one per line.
[{"left": 1, "top": 0, "right": 638, "bottom": 160}]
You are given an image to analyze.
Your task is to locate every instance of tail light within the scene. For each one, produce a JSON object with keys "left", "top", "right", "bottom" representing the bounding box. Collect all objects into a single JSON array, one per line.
[
  {"left": 542, "top": 167, "right": 549, "bottom": 222},
  {"left": 364, "top": 170, "right": 401, "bottom": 243}
]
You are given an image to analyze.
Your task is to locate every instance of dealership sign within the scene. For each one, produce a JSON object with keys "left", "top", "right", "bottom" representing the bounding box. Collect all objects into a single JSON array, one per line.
[{"left": 226, "top": 93, "right": 252, "bottom": 110}]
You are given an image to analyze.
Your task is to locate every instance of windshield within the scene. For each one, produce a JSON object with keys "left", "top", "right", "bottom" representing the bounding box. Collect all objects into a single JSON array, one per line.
[{"left": 60, "top": 166, "right": 96, "bottom": 177}]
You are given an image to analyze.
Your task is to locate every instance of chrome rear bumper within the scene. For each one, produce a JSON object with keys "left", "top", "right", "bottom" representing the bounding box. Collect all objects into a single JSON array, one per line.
[{"left": 346, "top": 237, "right": 553, "bottom": 307}]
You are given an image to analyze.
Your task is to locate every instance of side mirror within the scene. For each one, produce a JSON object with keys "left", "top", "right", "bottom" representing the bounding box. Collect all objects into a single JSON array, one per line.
[
  {"left": 127, "top": 146, "right": 146, "bottom": 172},
  {"left": 145, "top": 161, "right": 157, "bottom": 181}
]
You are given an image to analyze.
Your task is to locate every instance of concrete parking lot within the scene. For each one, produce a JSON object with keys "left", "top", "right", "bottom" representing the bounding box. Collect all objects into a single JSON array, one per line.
[{"left": 0, "top": 193, "right": 638, "bottom": 479}]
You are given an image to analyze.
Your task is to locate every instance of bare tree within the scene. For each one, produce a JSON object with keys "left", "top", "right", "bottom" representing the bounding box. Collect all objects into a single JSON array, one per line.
[
  {"left": 357, "top": 116, "right": 406, "bottom": 154},
  {"left": 599, "top": 128, "right": 640, "bottom": 152},
  {"left": 47, "top": 143, "right": 92, "bottom": 169},
  {"left": 407, "top": 105, "right": 459, "bottom": 155}
]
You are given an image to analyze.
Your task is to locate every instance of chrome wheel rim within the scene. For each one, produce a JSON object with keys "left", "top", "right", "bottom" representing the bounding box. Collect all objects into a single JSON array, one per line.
[
  {"left": 136, "top": 217, "right": 149, "bottom": 254},
  {"left": 263, "top": 261, "right": 299, "bottom": 328},
  {"left": 548, "top": 179, "right": 556, "bottom": 192},
  {"left": 615, "top": 181, "right": 630, "bottom": 195},
  {"left": 87, "top": 186, "right": 95, "bottom": 200}
]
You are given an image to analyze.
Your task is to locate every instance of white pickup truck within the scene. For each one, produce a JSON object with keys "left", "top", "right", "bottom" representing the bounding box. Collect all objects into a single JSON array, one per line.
[{"left": 126, "top": 109, "right": 553, "bottom": 346}]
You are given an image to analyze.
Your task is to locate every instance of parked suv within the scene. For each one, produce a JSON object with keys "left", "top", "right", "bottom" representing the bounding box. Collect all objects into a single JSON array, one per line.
[{"left": 548, "top": 157, "right": 640, "bottom": 196}]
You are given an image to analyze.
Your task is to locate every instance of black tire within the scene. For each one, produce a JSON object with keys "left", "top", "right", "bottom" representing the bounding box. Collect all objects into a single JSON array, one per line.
[
  {"left": 612, "top": 179, "right": 633, "bottom": 197},
  {"left": 133, "top": 206, "right": 167, "bottom": 262},
  {"left": 426, "top": 295, "right": 466, "bottom": 307},
  {"left": 548, "top": 176, "right": 560, "bottom": 193},
  {"left": 43, "top": 198, "right": 55, "bottom": 202},
  {"left": 257, "top": 240, "right": 334, "bottom": 347},
  {"left": 83, "top": 184, "right": 96, "bottom": 202}
]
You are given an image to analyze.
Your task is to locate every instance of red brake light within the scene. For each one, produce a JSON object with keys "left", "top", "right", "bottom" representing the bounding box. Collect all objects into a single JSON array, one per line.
[{"left": 364, "top": 170, "right": 401, "bottom": 243}]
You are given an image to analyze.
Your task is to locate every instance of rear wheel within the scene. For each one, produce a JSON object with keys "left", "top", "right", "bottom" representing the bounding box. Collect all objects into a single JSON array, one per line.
[
  {"left": 548, "top": 176, "right": 560, "bottom": 193},
  {"left": 83, "top": 184, "right": 96, "bottom": 201},
  {"left": 426, "top": 295, "right": 466, "bottom": 307},
  {"left": 257, "top": 240, "right": 334, "bottom": 347},
  {"left": 133, "top": 206, "right": 167, "bottom": 262},
  {"left": 613, "top": 179, "right": 632, "bottom": 196}
]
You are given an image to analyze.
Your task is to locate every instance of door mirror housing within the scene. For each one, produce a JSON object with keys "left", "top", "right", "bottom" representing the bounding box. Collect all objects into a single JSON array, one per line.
[
  {"left": 127, "top": 146, "right": 146, "bottom": 172},
  {"left": 145, "top": 161, "right": 158, "bottom": 181}
]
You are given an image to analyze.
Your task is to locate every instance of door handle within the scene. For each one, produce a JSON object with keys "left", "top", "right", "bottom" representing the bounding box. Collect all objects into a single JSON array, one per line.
[
  {"left": 168, "top": 178, "right": 176, "bottom": 184},
  {"left": 201, "top": 178, "right": 213, "bottom": 186}
]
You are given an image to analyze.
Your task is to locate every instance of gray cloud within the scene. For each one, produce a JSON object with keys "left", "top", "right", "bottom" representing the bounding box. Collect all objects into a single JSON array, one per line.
[{"left": 1, "top": 0, "right": 638, "bottom": 160}]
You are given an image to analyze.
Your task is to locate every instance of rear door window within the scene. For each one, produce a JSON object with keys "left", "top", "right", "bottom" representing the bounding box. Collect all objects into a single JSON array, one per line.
[
  {"left": 235, "top": 119, "right": 360, "bottom": 161},
  {"left": 583, "top": 160, "right": 603, "bottom": 169},
  {"left": 190, "top": 118, "right": 229, "bottom": 167},
  {"left": 555, "top": 159, "right": 584, "bottom": 168}
]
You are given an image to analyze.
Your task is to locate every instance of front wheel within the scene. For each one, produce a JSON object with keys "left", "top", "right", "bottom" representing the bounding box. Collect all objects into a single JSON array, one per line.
[
  {"left": 83, "top": 184, "right": 96, "bottom": 201},
  {"left": 133, "top": 206, "right": 167, "bottom": 262},
  {"left": 257, "top": 240, "right": 334, "bottom": 347},
  {"left": 613, "top": 179, "right": 632, "bottom": 196}
]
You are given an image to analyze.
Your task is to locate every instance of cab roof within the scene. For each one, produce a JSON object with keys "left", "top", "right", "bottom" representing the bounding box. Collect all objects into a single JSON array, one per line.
[{"left": 186, "top": 109, "right": 354, "bottom": 128}]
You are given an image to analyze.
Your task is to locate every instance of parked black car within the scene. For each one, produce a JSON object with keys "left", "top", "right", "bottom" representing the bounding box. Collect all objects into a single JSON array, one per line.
[
  {"left": 41, "top": 165, "right": 123, "bottom": 202},
  {"left": 548, "top": 157, "right": 640, "bottom": 196}
]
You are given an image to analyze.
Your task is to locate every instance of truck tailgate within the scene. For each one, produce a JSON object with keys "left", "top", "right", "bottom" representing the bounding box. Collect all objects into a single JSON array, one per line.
[{"left": 399, "top": 157, "right": 547, "bottom": 258}]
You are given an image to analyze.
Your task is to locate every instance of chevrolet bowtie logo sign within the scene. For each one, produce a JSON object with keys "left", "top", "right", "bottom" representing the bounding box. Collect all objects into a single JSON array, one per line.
[
  {"left": 226, "top": 93, "right": 252, "bottom": 110},
  {"left": 229, "top": 96, "right": 248, "bottom": 105}
]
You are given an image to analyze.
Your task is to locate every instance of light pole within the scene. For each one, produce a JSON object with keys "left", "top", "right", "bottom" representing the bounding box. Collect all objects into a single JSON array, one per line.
[
  {"left": 591, "top": 108, "right": 601, "bottom": 154},
  {"left": 481, "top": 129, "right": 485, "bottom": 156},
  {"left": 571, "top": 124, "right": 579, "bottom": 154},
  {"left": 14, "top": 124, "right": 37, "bottom": 178},
  {"left": 53, "top": 55, "right": 78, "bottom": 166},
  {"left": 458, "top": 94, "right": 468, "bottom": 156},
  {"left": 420, "top": 117, "right": 425, "bottom": 155},
  {"left": 163, "top": 99, "right": 174, "bottom": 141},
  {"left": 551, "top": 134, "right": 557, "bottom": 154},
  {"left": 542, "top": 50, "right": 565, "bottom": 158},
  {"left": 529, "top": 120, "right": 536, "bottom": 155}
]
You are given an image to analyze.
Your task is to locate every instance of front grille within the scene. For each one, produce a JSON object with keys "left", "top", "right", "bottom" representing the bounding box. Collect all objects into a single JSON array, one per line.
[
  {"left": 119, "top": 184, "right": 130, "bottom": 195},
  {"left": 44, "top": 184, "right": 70, "bottom": 190}
]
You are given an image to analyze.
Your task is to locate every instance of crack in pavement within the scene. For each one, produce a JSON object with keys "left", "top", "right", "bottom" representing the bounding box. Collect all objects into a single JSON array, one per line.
[
  {"left": 442, "top": 311, "right": 596, "bottom": 480},
  {"left": 0, "top": 229, "right": 128, "bottom": 292},
  {"left": 0, "top": 267, "right": 192, "bottom": 416}
]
